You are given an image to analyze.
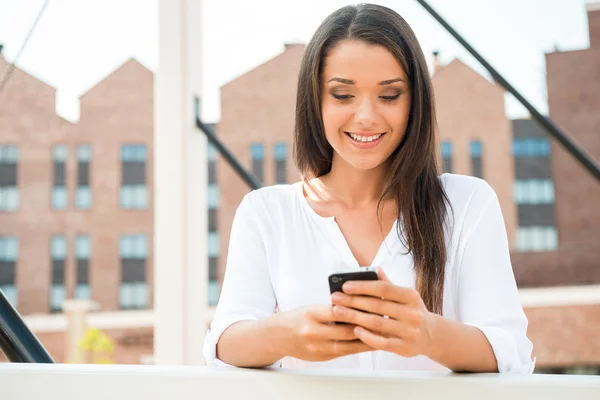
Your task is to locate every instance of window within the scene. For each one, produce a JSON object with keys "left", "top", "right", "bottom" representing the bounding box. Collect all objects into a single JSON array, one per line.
[
  {"left": 75, "top": 235, "right": 91, "bottom": 299},
  {"left": 513, "top": 138, "right": 551, "bottom": 158},
  {"left": 121, "top": 145, "right": 148, "bottom": 209},
  {"left": 207, "top": 141, "right": 220, "bottom": 307},
  {"left": 119, "top": 235, "right": 148, "bottom": 309},
  {"left": 516, "top": 226, "right": 558, "bottom": 252},
  {"left": 208, "top": 209, "right": 217, "bottom": 232},
  {"left": 470, "top": 140, "right": 483, "bottom": 179},
  {"left": 250, "top": 143, "right": 264, "bottom": 183},
  {"left": 208, "top": 279, "right": 220, "bottom": 306},
  {"left": 52, "top": 145, "right": 68, "bottom": 210},
  {"left": 76, "top": 145, "right": 92, "bottom": 209},
  {"left": 0, "top": 236, "right": 18, "bottom": 307},
  {"left": 514, "top": 180, "right": 555, "bottom": 204},
  {"left": 207, "top": 185, "right": 219, "bottom": 209},
  {"left": 50, "top": 235, "right": 67, "bottom": 312},
  {"left": 208, "top": 232, "right": 219, "bottom": 258},
  {"left": 441, "top": 141, "right": 452, "bottom": 173},
  {"left": 274, "top": 143, "right": 288, "bottom": 184},
  {"left": 208, "top": 142, "right": 217, "bottom": 185},
  {"left": 0, "top": 145, "right": 19, "bottom": 212}
]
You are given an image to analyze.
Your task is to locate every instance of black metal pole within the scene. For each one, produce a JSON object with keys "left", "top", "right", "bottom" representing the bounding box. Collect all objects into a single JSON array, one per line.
[
  {"left": 0, "top": 289, "right": 54, "bottom": 363},
  {"left": 194, "top": 97, "right": 262, "bottom": 190},
  {"left": 415, "top": 0, "right": 600, "bottom": 183}
]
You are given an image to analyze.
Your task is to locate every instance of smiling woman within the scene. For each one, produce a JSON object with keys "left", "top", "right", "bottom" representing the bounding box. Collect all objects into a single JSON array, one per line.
[{"left": 203, "top": 3, "right": 534, "bottom": 374}]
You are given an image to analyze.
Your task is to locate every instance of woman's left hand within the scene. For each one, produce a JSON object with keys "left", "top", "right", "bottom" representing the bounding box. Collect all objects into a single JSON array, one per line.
[{"left": 330, "top": 269, "right": 437, "bottom": 358}]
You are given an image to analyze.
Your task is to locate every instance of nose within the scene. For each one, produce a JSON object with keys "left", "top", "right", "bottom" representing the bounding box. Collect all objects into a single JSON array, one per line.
[{"left": 354, "top": 97, "right": 377, "bottom": 128}]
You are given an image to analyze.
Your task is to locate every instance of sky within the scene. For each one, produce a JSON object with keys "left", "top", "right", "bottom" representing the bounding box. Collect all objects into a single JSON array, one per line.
[{"left": 0, "top": 0, "right": 594, "bottom": 123}]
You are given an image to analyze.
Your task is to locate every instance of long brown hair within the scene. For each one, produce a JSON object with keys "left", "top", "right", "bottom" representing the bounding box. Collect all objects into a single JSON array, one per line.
[{"left": 293, "top": 4, "right": 451, "bottom": 314}]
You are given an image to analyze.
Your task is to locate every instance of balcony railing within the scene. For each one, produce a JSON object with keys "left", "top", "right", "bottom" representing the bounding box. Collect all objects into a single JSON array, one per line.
[{"left": 1, "top": 363, "right": 600, "bottom": 399}]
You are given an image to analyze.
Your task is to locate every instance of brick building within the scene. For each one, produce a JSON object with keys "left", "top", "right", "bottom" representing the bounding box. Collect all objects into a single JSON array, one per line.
[{"left": 1, "top": 4, "right": 599, "bottom": 372}]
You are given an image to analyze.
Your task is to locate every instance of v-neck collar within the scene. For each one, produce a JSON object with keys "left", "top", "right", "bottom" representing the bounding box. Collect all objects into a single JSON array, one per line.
[{"left": 295, "top": 181, "right": 402, "bottom": 270}]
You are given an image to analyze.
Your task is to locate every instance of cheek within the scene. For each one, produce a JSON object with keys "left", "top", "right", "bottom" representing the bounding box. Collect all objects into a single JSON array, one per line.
[
  {"left": 321, "top": 103, "right": 350, "bottom": 137},
  {"left": 384, "top": 101, "right": 411, "bottom": 135}
]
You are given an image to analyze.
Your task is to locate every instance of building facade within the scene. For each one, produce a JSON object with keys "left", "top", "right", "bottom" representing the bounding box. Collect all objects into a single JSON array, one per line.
[{"left": 1, "top": 4, "right": 599, "bottom": 371}]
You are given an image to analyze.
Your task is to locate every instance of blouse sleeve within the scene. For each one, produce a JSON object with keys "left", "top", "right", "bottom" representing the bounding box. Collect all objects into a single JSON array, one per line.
[
  {"left": 455, "top": 186, "right": 535, "bottom": 374},
  {"left": 202, "top": 192, "right": 280, "bottom": 367}
]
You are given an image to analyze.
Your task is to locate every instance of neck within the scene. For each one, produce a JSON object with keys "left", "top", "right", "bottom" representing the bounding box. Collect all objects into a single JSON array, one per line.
[{"left": 320, "top": 156, "right": 390, "bottom": 207}]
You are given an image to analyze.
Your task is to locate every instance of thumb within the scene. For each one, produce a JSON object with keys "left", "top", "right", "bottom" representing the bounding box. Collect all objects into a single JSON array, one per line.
[{"left": 378, "top": 268, "right": 392, "bottom": 283}]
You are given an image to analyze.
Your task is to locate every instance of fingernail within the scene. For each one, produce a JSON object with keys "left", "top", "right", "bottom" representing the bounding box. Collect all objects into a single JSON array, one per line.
[
  {"left": 354, "top": 326, "right": 364, "bottom": 335},
  {"left": 333, "top": 306, "right": 346, "bottom": 316},
  {"left": 343, "top": 282, "right": 354, "bottom": 292},
  {"left": 331, "top": 292, "right": 344, "bottom": 302}
]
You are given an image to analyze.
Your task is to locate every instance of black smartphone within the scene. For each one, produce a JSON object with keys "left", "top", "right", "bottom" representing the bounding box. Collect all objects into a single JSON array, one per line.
[{"left": 328, "top": 269, "right": 379, "bottom": 294}]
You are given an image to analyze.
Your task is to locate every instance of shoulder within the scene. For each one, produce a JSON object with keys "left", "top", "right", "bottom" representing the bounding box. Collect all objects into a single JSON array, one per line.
[
  {"left": 440, "top": 173, "right": 497, "bottom": 215},
  {"left": 439, "top": 173, "right": 501, "bottom": 246},
  {"left": 237, "top": 183, "right": 302, "bottom": 224},
  {"left": 243, "top": 183, "right": 300, "bottom": 209}
]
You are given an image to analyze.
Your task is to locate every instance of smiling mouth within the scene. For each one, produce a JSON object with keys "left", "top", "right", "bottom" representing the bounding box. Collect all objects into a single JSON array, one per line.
[{"left": 345, "top": 132, "right": 386, "bottom": 142}]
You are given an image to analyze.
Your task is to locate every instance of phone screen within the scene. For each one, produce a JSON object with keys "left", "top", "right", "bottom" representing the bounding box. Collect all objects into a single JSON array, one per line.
[{"left": 328, "top": 270, "right": 379, "bottom": 294}]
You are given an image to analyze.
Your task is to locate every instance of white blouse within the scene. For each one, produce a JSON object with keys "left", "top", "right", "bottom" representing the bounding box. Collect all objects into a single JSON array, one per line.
[{"left": 203, "top": 173, "right": 535, "bottom": 373}]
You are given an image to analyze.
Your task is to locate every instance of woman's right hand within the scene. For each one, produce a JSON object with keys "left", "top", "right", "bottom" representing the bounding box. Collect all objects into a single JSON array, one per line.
[{"left": 275, "top": 304, "right": 374, "bottom": 362}]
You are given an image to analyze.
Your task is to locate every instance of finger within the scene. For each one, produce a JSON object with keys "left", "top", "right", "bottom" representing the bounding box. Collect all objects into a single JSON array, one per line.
[
  {"left": 329, "top": 339, "right": 373, "bottom": 358},
  {"left": 354, "top": 326, "right": 405, "bottom": 353},
  {"left": 332, "top": 305, "right": 416, "bottom": 338},
  {"left": 308, "top": 304, "right": 338, "bottom": 323},
  {"left": 331, "top": 292, "right": 416, "bottom": 321},
  {"left": 319, "top": 322, "right": 362, "bottom": 341},
  {"left": 342, "top": 279, "right": 418, "bottom": 305},
  {"left": 378, "top": 268, "right": 391, "bottom": 283},
  {"left": 331, "top": 292, "right": 391, "bottom": 316}
]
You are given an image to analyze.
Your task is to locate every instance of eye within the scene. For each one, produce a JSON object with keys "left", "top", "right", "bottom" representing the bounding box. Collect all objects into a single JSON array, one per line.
[
  {"left": 380, "top": 94, "right": 400, "bottom": 101},
  {"left": 332, "top": 94, "right": 353, "bottom": 100}
]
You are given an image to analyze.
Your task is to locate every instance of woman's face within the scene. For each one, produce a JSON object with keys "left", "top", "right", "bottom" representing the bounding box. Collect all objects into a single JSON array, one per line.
[{"left": 320, "top": 39, "right": 412, "bottom": 172}]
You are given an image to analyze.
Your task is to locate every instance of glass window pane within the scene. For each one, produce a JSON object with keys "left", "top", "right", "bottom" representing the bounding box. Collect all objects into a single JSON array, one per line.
[
  {"left": 120, "top": 186, "right": 131, "bottom": 208},
  {"left": 136, "top": 282, "right": 148, "bottom": 308},
  {"left": 470, "top": 141, "right": 482, "bottom": 157},
  {"left": 441, "top": 141, "right": 452, "bottom": 158},
  {"left": 75, "top": 284, "right": 90, "bottom": 299},
  {"left": 207, "top": 143, "right": 218, "bottom": 162},
  {"left": 120, "top": 236, "right": 131, "bottom": 258},
  {"left": 5, "top": 237, "right": 18, "bottom": 261},
  {"left": 208, "top": 280, "right": 220, "bottom": 306},
  {"left": 50, "top": 284, "right": 66, "bottom": 311},
  {"left": 207, "top": 185, "right": 219, "bottom": 209},
  {"left": 76, "top": 186, "right": 92, "bottom": 209},
  {"left": 120, "top": 283, "right": 131, "bottom": 308},
  {"left": 53, "top": 145, "right": 67, "bottom": 162},
  {"left": 51, "top": 236, "right": 67, "bottom": 259},
  {"left": 208, "top": 232, "right": 219, "bottom": 257},
  {"left": 76, "top": 236, "right": 91, "bottom": 259},
  {"left": 77, "top": 144, "right": 91, "bottom": 161},
  {"left": 1, "top": 145, "right": 19, "bottom": 163},
  {"left": 136, "top": 185, "right": 148, "bottom": 208},
  {"left": 0, "top": 284, "right": 18, "bottom": 307},
  {"left": 52, "top": 187, "right": 67, "bottom": 209},
  {"left": 512, "top": 140, "right": 520, "bottom": 157},
  {"left": 121, "top": 145, "right": 147, "bottom": 162},
  {"left": 250, "top": 143, "right": 264, "bottom": 160},
  {"left": 274, "top": 143, "right": 288, "bottom": 161}
]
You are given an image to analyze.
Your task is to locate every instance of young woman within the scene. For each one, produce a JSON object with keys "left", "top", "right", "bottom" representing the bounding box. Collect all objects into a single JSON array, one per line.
[{"left": 203, "top": 3, "right": 534, "bottom": 373}]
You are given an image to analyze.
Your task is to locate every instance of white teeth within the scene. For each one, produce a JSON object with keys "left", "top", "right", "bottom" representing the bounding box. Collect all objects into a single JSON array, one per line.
[{"left": 349, "top": 133, "right": 382, "bottom": 142}]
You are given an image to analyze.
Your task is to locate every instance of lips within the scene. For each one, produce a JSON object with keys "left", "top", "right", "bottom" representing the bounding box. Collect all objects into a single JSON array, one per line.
[
  {"left": 345, "top": 132, "right": 384, "bottom": 142},
  {"left": 344, "top": 131, "right": 387, "bottom": 149}
]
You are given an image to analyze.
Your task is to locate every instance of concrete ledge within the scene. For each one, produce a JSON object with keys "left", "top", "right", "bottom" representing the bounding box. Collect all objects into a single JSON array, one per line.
[{"left": 1, "top": 363, "right": 599, "bottom": 400}]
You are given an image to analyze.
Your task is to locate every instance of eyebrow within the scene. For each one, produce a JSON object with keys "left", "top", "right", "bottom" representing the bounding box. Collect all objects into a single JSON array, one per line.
[{"left": 328, "top": 77, "right": 405, "bottom": 85}]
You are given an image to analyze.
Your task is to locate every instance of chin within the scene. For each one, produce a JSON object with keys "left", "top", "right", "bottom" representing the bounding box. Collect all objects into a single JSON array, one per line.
[{"left": 345, "top": 156, "right": 388, "bottom": 172}]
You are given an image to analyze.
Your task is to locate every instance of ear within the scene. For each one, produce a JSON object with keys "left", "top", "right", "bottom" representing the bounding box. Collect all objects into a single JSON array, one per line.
[{"left": 378, "top": 268, "right": 392, "bottom": 283}]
